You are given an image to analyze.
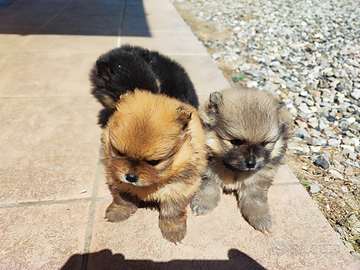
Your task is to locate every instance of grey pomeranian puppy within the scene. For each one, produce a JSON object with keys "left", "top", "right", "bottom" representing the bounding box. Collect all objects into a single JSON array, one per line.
[{"left": 191, "top": 87, "right": 291, "bottom": 232}]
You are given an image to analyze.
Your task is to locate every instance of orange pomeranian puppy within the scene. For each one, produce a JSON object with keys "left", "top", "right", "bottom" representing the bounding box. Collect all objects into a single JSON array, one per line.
[{"left": 101, "top": 89, "right": 207, "bottom": 243}]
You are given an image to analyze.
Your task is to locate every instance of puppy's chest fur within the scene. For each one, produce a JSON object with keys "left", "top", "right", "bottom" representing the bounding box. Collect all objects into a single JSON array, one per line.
[
  {"left": 210, "top": 155, "right": 279, "bottom": 192},
  {"left": 211, "top": 159, "right": 256, "bottom": 190}
]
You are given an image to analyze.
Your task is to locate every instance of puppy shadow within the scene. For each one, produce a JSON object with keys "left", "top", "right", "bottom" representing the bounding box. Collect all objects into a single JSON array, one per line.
[{"left": 61, "top": 248, "right": 267, "bottom": 270}]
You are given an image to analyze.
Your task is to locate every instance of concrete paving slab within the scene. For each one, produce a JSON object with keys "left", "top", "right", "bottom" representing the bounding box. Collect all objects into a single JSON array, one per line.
[
  {"left": 0, "top": 98, "right": 101, "bottom": 203},
  {"left": 0, "top": 202, "right": 91, "bottom": 270}
]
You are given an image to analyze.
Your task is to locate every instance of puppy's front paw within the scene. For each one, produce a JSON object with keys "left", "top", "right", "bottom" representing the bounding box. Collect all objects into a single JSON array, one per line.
[
  {"left": 190, "top": 188, "right": 220, "bottom": 215},
  {"left": 190, "top": 199, "right": 216, "bottom": 216},
  {"left": 239, "top": 189, "right": 272, "bottom": 233},
  {"left": 246, "top": 212, "right": 272, "bottom": 233},
  {"left": 159, "top": 216, "right": 187, "bottom": 244},
  {"left": 105, "top": 202, "right": 137, "bottom": 222}
]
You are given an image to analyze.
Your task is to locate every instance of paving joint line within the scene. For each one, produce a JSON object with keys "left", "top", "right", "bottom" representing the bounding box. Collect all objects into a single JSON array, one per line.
[
  {"left": 0, "top": 0, "right": 73, "bottom": 68},
  {"left": 0, "top": 195, "right": 112, "bottom": 209},
  {"left": 0, "top": 96, "right": 92, "bottom": 100},
  {"left": 272, "top": 182, "right": 300, "bottom": 186},
  {"left": 117, "top": 0, "right": 127, "bottom": 48},
  {"left": 0, "top": 197, "right": 91, "bottom": 209},
  {"left": 32, "top": 0, "right": 76, "bottom": 36},
  {"left": 164, "top": 53, "right": 209, "bottom": 56},
  {"left": 81, "top": 149, "right": 103, "bottom": 270}
]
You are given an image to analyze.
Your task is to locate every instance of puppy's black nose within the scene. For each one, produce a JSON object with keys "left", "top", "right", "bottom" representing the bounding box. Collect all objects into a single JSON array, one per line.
[
  {"left": 246, "top": 157, "right": 256, "bottom": 168},
  {"left": 125, "top": 173, "right": 138, "bottom": 183}
]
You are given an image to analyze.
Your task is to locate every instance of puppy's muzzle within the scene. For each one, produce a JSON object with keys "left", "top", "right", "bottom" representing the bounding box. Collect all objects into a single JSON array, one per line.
[{"left": 125, "top": 173, "right": 138, "bottom": 183}]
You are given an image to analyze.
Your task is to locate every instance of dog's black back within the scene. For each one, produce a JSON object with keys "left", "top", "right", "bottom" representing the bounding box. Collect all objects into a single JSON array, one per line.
[
  {"left": 90, "top": 45, "right": 199, "bottom": 126},
  {"left": 146, "top": 50, "right": 199, "bottom": 108}
]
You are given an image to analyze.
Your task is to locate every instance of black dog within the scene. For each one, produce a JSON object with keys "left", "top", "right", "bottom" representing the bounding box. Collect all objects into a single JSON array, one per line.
[{"left": 90, "top": 44, "right": 199, "bottom": 126}]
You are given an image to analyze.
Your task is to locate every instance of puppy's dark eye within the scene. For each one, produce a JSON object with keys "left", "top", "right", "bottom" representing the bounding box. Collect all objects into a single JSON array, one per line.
[
  {"left": 230, "top": 139, "right": 244, "bottom": 146},
  {"left": 261, "top": 142, "right": 269, "bottom": 147},
  {"left": 146, "top": 160, "right": 160, "bottom": 166}
]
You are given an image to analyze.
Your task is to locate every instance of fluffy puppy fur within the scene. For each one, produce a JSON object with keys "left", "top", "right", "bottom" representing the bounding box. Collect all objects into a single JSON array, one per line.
[
  {"left": 191, "top": 87, "right": 290, "bottom": 232},
  {"left": 90, "top": 44, "right": 199, "bottom": 125},
  {"left": 102, "top": 90, "right": 207, "bottom": 243}
]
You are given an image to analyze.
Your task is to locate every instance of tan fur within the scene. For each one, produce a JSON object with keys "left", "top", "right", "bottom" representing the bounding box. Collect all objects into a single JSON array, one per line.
[
  {"left": 101, "top": 89, "right": 207, "bottom": 243},
  {"left": 191, "top": 87, "right": 291, "bottom": 232}
]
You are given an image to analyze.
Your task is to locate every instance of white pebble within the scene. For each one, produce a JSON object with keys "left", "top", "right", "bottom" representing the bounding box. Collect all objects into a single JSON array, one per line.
[
  {"left": 329, "top": 169, "right": 343, "bottom": 179},
  {"left": 350, "top": 138, "right": 359, "bottom": 147},
  {"left": 212, "top": 53, "right": 221, "bottom": 60},
  {"left": 351, "top": 90, "right": 360, "bottom": 99},
  {"left": 310, "top": 184, "right": 321, "bottom": 193},
  {"left": 342, "top": 145, "right": 355, "bottom": 155},
  {"left": 347, "top": 117, "right": 356, "bottom": 124}
]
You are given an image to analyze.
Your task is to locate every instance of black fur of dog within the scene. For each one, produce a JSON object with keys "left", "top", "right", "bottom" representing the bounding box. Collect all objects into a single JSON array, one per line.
[{"left": 90, "top": 45, "right": 199, "bottom": 126}]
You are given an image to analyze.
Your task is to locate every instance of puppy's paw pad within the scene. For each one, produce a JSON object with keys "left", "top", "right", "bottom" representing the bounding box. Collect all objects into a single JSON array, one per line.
[
  {"left": 105, "top": 203, "right": 137, "bottom": 222},
  {"left": 159, "top": 218, "right": 187, "bottom": 244}
]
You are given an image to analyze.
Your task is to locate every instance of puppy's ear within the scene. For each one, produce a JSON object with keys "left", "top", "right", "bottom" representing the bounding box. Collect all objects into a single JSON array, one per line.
[
  {"left": 142, "top": 49, "right": 150, "bottom": 57},
  {"left": 114, "top": 92, "right": 133, "bottom": 110},
  {"left": 96, "top": 60, "right": 112, "bottom": 80},
  {"left": 207, "top": 91, "right": 223, "bottom": 114},
  {"left": 141, "top": 49, "right": 152, "bottom": 63},
  {"left": 176, "top": 106, "right": 192, "bottom": 130},
  {"left": 277, "top": 101, "right": 291, "bottom": 138}
]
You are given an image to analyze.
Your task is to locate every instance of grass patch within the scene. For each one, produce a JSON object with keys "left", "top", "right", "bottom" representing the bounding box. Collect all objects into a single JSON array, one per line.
[
  {"left": 232, "top": 74, "right": 245, "bottom": 82},
  {"left": 301, "top": 182, "right": 312, "bottom": 188}
]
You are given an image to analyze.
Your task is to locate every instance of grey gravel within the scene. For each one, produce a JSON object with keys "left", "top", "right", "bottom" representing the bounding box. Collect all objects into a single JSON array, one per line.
[
  {"left": 310, "top": 184, "right": 321, "bottom": 194},
  {"left": 314, "top": 156, "right": 330, "bottom": 169},
  {"left": 329, "top": 169, "right": 343, "bottom": 179},
  {"left": 211, "top": 52, "right": 222, "bottom": 60}
]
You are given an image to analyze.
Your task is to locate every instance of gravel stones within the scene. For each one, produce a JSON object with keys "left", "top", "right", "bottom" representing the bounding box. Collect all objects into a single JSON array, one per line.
[
  {"left": 314, "top": 156, "right": 330, "bottom": 170},
  {"left": 211, "top": 52, "right": 221, "bottom": 60},
  {"left": 295, "top": 128, "right": 311, "bottom": 139},
  {"left": 351, "top": 90, "right": 360, "bottom": 100},
  {"left": 326, "top": 116, "right": 337, "bottom": 122},
  {"left": 310, "top": 184, "right": 321, "bottom": 194},
  {"left": 329, "top": 169, "right": 343, "bottom": 179}
]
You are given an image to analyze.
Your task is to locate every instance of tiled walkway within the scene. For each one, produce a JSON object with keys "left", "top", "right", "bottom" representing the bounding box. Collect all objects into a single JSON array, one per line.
[{"left": 0, "top": 0, "right": 358, "bottom": 269}]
